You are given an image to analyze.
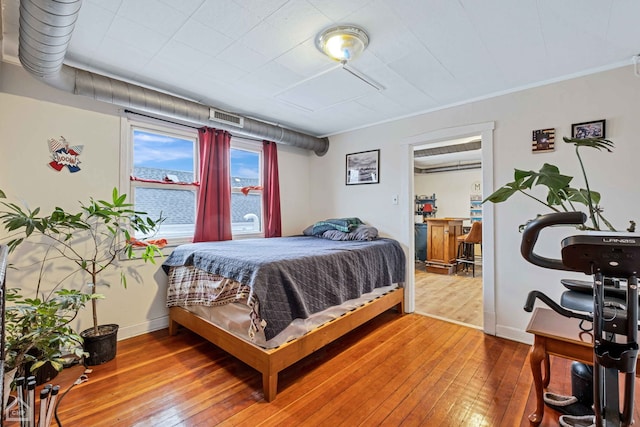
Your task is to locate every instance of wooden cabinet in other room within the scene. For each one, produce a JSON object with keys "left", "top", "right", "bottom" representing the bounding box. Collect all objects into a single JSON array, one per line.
[{"left": 426, "top": 218, "right": 463, "bottom": 265}]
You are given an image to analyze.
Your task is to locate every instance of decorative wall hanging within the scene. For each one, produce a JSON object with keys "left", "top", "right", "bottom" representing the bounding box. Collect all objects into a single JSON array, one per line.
[
  {"left": 48, "top": 136, "right": 83, "bottom": 173},
  {"left": 572, "top": 119, "right": 606, "bottom": 139},
  {"left": 346, "top": 149, "right": 380, "bottom": 185},
  {"left": 531, "top": 128, "right": 555, "bottom": 153}
]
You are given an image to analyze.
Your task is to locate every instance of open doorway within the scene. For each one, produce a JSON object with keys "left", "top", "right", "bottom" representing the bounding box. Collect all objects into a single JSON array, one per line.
[
  {"left": 402, "top": 122, "right": 495, "bottom": 335},
  {"left": 413, "top": 136, "right": 483, "bottom": 328}
]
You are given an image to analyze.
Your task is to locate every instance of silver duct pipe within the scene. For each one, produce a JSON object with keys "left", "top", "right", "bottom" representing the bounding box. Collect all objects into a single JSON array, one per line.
[
  {"left": 414, "top": 161, "right": 482, "bottom": 174},
  {"left": 18, "top": 0, "right": 329, "bottom": 156},
  {"left": 413, "top": 140, "right": 481, "bottom": 158}
]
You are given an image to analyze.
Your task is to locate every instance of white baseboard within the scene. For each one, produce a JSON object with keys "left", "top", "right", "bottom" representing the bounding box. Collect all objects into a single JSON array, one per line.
[
  {"left": 117, "top": 316, "right": 169, "bottom": 341},
  {"left": 495, "top": 324, "right": 533, "bottom": 345},
  {"left": 483, "top": 310, "right": 496, "bottom": 335},
  {"left": 114, "top": 314, "right": 535, "bottom": 348}
]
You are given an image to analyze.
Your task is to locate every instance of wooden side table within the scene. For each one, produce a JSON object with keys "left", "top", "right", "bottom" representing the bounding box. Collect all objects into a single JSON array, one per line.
[{"left": 525, "top": 307, "right": 640, "bottom": 426}]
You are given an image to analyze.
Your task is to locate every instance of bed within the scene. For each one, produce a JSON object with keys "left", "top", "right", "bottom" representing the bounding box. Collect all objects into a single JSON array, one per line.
[{"left": 162, "top": 234, "right": 406, "bottom": 401}]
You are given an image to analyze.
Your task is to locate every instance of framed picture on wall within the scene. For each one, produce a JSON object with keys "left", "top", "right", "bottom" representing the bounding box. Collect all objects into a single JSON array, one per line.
[
  {"left": 531, "top": 128, "right": 555, "bottom": 153},
  {"left": 346, "top": 149, "right": 380, "bottom": 185},
  {"left": 572, "top": 119, "right": 606, "bottom": 139}
]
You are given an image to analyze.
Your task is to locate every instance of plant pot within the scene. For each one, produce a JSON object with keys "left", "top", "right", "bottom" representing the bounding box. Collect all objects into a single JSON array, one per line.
[
  {"left": 3, "top": 367, "right": 17, "bottom": 414},
  {"left": 22, "top": 348, "right": 60, "bottom": 385},
  {"left": 26, "top": 361, "right": 59, "bottom": 385},
  {"left": 80, "top": 324, "right": 119, "bottom": 366}
]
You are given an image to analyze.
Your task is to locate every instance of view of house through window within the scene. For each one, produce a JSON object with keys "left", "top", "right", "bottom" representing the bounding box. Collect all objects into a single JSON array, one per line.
[
  {"left": 130, "top": 126, "right": 198, "bottom": 242},
  {"left": 230, "top": 142, "right": 263, "bottom": 236},
  {"left": 128, "top": 121, "right": 264, "bottom": 242}
]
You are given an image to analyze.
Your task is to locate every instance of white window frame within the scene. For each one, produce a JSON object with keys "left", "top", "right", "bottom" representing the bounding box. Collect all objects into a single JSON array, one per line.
[
  {"left": 230, "top": 137, "right": 264, "bottom": 239},
  {"left": 120, "top": 116, "right": 199, "bottom": 248}
]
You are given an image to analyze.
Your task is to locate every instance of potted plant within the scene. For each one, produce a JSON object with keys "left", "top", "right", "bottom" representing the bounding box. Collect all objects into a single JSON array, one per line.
[
  {"left": 0, "top": 188, "right": 164, "bottom": 365},
  {"left": 484, "top": 136, "right": 633, "bottom": 232},
  {"left": 1, "top": 239, "right": 96, "bottom": 411},
  {"left": 4, "top": 287, "right": 95, "bottom": 379},
  {"left": 2, "top": 287, "right": 95, "bottom": 412}
]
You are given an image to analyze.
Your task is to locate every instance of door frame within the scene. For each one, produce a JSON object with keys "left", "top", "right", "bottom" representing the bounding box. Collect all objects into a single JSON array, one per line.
[{"left": 402, "top": 122, "right": 496, "bottom": 334}]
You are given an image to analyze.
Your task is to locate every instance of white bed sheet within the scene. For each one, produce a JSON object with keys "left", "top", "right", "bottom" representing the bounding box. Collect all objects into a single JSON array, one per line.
[{"left": 185, "top": 284, "right": 399, "bottom": 349}]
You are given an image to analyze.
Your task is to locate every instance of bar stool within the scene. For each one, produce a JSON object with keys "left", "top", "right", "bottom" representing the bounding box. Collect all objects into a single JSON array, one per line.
[{"left": 456, "top": 221, "right": 482, "bottom": 277}]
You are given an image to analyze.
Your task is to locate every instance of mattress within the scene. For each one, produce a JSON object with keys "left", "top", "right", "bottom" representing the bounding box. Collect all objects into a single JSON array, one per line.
[
  {"left": 162, "top": 236, "right": 406, "bottom": 340},
  {"left": 183, "top": 284, "right": 399, "bottom": 349}
]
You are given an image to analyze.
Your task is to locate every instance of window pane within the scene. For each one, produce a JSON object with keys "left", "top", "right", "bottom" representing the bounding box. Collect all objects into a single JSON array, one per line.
[
  {"left": 230, "top": 148, "right": 260, "bottom": 183},
  {"left": 230, "top": 148, "right": 261, "bottom": 234},
  {"left": 232, "top": 192, "right": 262, "bottom": 233},
  {"left": 134, "top": 188, "right": 196, "bottom": 238},
  {"left": 133, "top": 130, "right": 195, "bottom": 182},
  {"left": 128, "top": 124, "right": 198, "bottom": 243}
]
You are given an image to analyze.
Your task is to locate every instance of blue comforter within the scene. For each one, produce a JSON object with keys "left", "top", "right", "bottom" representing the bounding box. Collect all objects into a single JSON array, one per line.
[{"left": 162, "top": 236, "right": 405, "bottom": 340}]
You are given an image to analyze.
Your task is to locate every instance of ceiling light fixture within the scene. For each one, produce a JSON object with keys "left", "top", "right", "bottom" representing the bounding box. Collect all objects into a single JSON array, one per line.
[{"left": 316, "top": 25, "right": 369, "bottom": 64}]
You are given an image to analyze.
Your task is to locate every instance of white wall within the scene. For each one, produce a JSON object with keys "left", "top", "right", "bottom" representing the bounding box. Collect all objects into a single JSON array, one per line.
[
  {"left": 278, "top": 145, "right": 314, "bottom": 236},
  {"left": 309, "top": 65, "right": 640, "bottom": 344},
  {"left": 0, "top": 92, "right": 144, "bottom": 337},
  {"left": 0, "top": 66, "right": 312, "bottom": 340},
  {"left": 4, "top": 61, "right": 640, "bottom": 345},
  {"left": 414, "top": 168, "right": 482, "bottom": 221}
]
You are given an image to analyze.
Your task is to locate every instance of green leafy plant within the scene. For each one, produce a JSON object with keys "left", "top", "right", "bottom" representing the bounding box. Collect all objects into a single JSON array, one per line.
[
  {"left": 484, "top": 137, "right": 629, "bottom": 231},
  {"left": 4, "top": 287, "right": 97, "bottom": 376},
  {"left": 0, "top": 188, "right": 164, "bottom": 336}
]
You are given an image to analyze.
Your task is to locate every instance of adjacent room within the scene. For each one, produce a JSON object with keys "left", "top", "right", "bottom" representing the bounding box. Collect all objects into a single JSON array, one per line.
[
  {"left": 2, "top": 0, "right": 640, "bottom": 425},
  {"left": 413, "top": 137, "right": 483, "bottom": 328}
]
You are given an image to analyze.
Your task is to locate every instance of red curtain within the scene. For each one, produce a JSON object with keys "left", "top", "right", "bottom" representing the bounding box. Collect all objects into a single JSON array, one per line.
[
  {"left": 193, "top": 127, "right": 232, "bottom": 242},
  {"left": 263, "top": 140, "right": 282, "bottom": 238}
]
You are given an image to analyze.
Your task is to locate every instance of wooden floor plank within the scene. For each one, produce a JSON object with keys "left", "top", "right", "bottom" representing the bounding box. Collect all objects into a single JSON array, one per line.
[
  {"left": 334, "top": 322, "right": 467, "bottom": 427},
  {"left": 481, "top": 342, "right": 531, "bottom": 426},
  {"left": 342, "top": 321, "right": 466, "bottom": 426},
  {"left": 402, "top": 333, "right": 488, "bottom": 425},
  {"left": 254, "top": 315, "right": 430, "bottom": 427},
  {"left": 414, "top": 266, "right": 483, "bottom": 328},
  {"left": 8, "top": 311, "right": 640, "bottom": 427},
  {"left": 438, "top": 337, "right": 523, "bottom": 426},
  {"left": 219, "top": 311, "right": 412, "bottom": 427},
  {"left": 498, "top": 345, "right": 535, "bottom": 427},
  {"left": 378, "top": 327, "right": 485, "bottom": 425},
  {"left": 320, "top": 321, "right": 467, "bottom": 426}
]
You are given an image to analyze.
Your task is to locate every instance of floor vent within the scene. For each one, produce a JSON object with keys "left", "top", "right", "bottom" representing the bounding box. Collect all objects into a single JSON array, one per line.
[{"left": 209, "top": 109, "right": 244, "bottom": 127}]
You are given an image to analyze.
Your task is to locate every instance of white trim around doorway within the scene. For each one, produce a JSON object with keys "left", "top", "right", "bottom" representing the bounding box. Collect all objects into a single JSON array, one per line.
[{"left": 402, "top": 122, "right": 496, "bottom": 335}]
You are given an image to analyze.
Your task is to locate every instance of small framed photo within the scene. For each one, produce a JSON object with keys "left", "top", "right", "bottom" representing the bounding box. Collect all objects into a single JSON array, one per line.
[
  {"left": 572, "top": 119, "right": 606, "bottom": 139},
  {"left": 532, "top": 128, "right": 555, "bottom": 153},
  {"left": 346, "top": 149, "right": 380, "bottom": 185}
]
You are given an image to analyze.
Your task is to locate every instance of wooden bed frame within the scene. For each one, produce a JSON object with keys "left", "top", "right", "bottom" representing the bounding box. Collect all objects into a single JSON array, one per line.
[{"left": 168, "top": 286, "right": 404, "bottom": 401}]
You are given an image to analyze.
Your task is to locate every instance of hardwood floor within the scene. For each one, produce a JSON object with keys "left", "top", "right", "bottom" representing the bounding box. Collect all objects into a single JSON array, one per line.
[
  {"left": 10, "top": 311, "right": 637, "bottom": 426},
  {"left": 415, "top": 263, "right": 483, "bottom": 328}
]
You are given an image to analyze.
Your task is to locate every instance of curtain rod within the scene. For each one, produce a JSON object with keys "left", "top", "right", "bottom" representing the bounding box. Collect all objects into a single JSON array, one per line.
[{"left": 123, "top": 109, "right": 200, "bottom": 130}]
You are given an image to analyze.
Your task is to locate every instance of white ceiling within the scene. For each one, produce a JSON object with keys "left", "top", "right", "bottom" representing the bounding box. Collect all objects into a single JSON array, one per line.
[{"left": 2, "top": 0, "right": 640, "bottom": 138}]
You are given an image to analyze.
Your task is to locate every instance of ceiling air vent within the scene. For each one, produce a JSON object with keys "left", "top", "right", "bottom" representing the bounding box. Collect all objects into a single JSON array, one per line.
[{"left": 209, "top": 108, "right": 244, "bottom": 128}]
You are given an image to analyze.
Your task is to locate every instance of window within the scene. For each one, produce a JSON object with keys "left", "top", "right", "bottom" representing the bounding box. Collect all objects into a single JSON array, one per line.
[
  {"left": 124, "top": 118, "right": 199, "bottom": 245},
  {"left": 230, "top": 139, "right": 263, "bottom": 237}
]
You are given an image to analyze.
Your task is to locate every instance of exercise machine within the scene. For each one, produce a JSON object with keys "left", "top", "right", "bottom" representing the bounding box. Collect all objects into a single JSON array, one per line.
[{"left": 521, "top": 212, "right": 640, "bottom": 426}]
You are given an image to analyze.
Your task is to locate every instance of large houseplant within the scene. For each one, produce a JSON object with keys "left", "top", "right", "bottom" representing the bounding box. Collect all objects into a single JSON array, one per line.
[
  {"left": 484, "top": 136, "right": 632, "bottom": 232},
  {"left": 0, "top": 188, "right": 163, "bottom": 365},
  {"left": 4, "top": 287, "right": 95, "bottom": 378}
]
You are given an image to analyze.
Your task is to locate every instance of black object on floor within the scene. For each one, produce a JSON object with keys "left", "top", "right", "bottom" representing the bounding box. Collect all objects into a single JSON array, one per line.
[
  {"left": 543, "top": 392, "right": 594, "bottom": 416},
  {"left": 571, "top": 362, "right": 593, "bottom": 407}
]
